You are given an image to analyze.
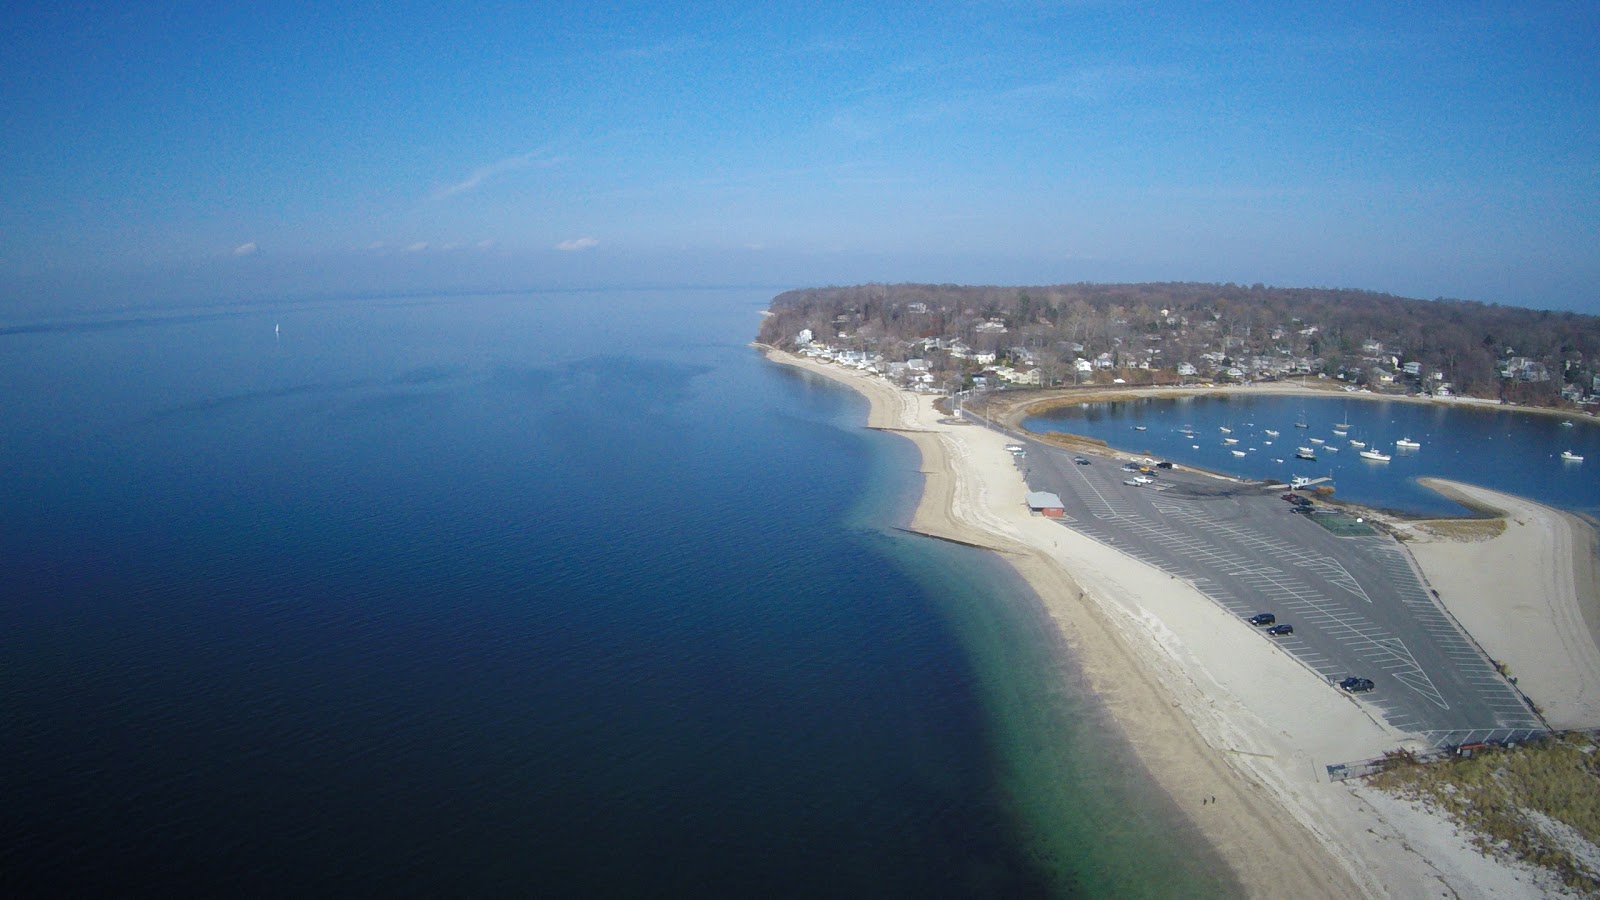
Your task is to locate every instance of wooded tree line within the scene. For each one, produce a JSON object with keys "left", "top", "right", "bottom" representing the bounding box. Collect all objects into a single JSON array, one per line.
[{"left": 758, "top": 282, "right": 1600, "bottom": 404}]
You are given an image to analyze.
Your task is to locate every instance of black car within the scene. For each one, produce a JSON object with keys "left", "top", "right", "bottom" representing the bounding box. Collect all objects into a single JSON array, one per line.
[
  {"left": 1074, "top": 457, "right": 1091, "bottom": 465},
  {"left": 1155, "top": 461, "right": 1174, "bottom": 469},
  {"left": 1266, "top": 623, "right": 1294, "bottom": 636},
  {"left": 1248, "top": 613, "right": 1276, "bottom": 627},
  {"left": 1339, "top": 676, "right": 1375, "bottom": 693}
]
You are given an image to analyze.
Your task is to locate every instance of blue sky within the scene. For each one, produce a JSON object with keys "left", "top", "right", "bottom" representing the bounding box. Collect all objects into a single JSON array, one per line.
[{"left": 2, "top": 1, "right": 1597, "bottom": 312}]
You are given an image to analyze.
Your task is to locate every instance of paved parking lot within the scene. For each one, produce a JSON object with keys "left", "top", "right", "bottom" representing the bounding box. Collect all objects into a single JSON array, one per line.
[{"left": 1009, "top": 435, "right": 1545, "bottom": 749}]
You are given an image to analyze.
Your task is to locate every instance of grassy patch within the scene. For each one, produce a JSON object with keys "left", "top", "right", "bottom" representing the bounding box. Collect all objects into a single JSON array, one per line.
[
  {"left": 1368, "top": 735, "right": 1600, "bottom": 894},
  {"left": 1416, "top": 518, "right": 1509, "bottom": 541},
  {"left": 1036, "top": 431, "right": 1111, "bottom": 453}
]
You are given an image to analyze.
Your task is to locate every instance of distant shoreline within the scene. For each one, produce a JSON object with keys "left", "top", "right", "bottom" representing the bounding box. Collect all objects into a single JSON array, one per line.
[{"left": 970, "top": 380, "right": 1597, "bottom": 431}]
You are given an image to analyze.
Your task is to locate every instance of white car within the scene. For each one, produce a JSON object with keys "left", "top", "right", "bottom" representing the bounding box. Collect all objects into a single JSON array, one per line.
[{"left": 1124, "top": 475, "right": 1154, "bottom": 486}]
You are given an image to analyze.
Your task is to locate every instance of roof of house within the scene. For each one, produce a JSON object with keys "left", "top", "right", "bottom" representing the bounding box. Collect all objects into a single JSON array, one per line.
[{"left": 1026, "top": 491, "right": 1065, "bottom": 509}]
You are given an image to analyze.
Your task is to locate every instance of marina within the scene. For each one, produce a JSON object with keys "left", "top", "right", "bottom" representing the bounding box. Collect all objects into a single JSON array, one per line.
[{"left": 1023, "top": 392, "right": 1600, "bottom": 518}]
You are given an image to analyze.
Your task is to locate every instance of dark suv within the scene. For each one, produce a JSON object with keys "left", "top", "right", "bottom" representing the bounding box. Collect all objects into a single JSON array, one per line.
[
  {"left": 1248, "top": 613, "right": 1276, "bottom": 627},
  {"left": 1339, "top": 676, "right": 1375, "bottom": 693},
  {"left": 1266, "top": 623, "right": 1294, "bottom": 636}
]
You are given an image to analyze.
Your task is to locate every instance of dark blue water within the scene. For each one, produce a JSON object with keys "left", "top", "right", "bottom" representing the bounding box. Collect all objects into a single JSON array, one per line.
[
  {"left": 0, "top": 291, "right": 1233, "bottom": 896},
  {"left": 1025, "top": 393, "right": 1600, "bottom": 518}
]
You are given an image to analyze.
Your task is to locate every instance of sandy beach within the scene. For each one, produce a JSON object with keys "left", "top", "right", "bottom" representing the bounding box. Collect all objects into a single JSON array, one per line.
[
  {"left": 1401, "top": 480, "right": 1600, "bottom": 730},
  {"left": 763, "top": 348, "right": 1600, "bottom": 898}
]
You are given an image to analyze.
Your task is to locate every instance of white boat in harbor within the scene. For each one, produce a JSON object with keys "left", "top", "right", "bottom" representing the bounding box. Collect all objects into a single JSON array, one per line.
[
  {"left": 1562, "top": 450, "right": 1584, "bottom": 462},
  {"left": 1224, "top": 437, "right": 1240, "bottom": 444},
  {"left": 1219, "top": 426, "right": 1232, "bottom": 433},
  {"left": 1332, "top": 429, "right": 1347, "bottom": 436},
  {"left": 1395, "top": 437, "right": 1421, "bottom": 449},
  {"left": 1231, "top": 450, "right": 1247, "bottom": 457},
  {"left": 1360, "top": 449, "right": 1391, "bottom": 461},
  {"left": 1264, "top": 429, "right": 1280, "bottom": 437},
  {"left": 1324, "top": 445, "right": 1339, "bottom": 453},
  {"left": 1295, "top": 447, "right": 1317, "bottom": 460},
  {"left": 1309, "top": 437, "right": 1325, "bottom": 444},
  {"left": 1349, "top": 440, "right": 1366, "bottom": 448}
]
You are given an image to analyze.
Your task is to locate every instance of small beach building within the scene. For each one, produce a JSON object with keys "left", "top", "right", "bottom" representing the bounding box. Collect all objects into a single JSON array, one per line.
[{"left": 1026, "top": 491, "right": 1066, "bottom": 518}]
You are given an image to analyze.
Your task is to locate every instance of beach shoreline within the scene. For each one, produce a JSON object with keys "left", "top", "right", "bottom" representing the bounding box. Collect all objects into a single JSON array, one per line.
[
  {"left": 967, "top": 380, "right": 1598, "bottom": 430},
  {"left": 761, "top": 345, "right": 1600, "bottom": 898}
]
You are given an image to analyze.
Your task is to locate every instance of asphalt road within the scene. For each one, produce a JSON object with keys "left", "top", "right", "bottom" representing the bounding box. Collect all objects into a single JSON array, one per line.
[{"left": 1009, "top": 433, "right": 1546, "bottom": 750}]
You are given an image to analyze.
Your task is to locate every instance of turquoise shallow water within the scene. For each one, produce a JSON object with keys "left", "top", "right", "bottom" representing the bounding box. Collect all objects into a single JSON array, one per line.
[{"left": 0, "top": 290, "right": 1232, "bottom": 896}]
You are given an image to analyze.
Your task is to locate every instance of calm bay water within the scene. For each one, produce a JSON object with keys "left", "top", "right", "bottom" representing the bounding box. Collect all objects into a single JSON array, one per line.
[
  {"left": 0, "top": 291, "right": 1232, "bottom": 896},
  {"left": 1025, "top": 393, "right": 1600, "bottom": 519}
]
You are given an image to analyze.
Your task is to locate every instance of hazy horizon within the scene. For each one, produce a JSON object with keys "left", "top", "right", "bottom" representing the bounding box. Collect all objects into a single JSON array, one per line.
[{"left": 4, "top": 3, "right": 1597, "bottom": 314}]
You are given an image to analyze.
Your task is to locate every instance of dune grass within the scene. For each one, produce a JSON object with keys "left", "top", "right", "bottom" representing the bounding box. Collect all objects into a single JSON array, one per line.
[
  {"left": 1416, "top": 518, "right": 1508, "bottom": 541},
  {"left": 1370, "top": 735, "right": 1600, "bottom": 894}
]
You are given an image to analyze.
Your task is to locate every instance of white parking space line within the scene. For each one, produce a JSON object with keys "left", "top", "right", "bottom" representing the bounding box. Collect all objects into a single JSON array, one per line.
[{"left": 1017, "top": 440, "right": 1545, "bottom": 742}]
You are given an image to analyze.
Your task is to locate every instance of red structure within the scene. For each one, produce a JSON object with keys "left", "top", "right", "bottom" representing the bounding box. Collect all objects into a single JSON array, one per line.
[{"left": 1026, "top": 491, "right": 1065, "bottom": 518}]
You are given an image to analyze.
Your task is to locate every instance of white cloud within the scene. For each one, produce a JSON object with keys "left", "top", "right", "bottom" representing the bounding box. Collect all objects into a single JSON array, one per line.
[
  {"left": 232, "top": 241, "right": 258, "bottom": 256},
  {"left": 556, "top": 237, "right": 599, "bottom": 252},
  {"left": 611, "top": 37, "right": 710, "bottom": 60},
  {"left": 436, "top": 152, "right": 560, "bottom": 199},
  {"left": 405, "top": 241, "right": 430, "bottom": 253}
]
